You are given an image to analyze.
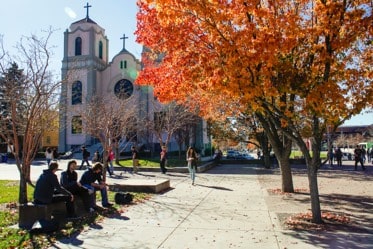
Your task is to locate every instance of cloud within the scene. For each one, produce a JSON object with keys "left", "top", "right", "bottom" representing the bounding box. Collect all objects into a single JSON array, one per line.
[{"left": 64, "top": 7, "right": 77, "bottom": 19}]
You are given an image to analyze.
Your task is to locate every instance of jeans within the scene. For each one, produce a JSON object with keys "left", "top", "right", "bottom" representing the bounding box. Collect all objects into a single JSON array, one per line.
[
  {"left": 83, "top": 184, "right": 110, "bottom": 207},
  {"left": 187, "top": 161, "right": 196, "bottom": 183}
]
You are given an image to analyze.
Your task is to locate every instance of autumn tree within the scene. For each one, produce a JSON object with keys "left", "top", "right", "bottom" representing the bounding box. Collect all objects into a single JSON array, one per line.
[
  {"left": 136, "top": 0, "right": 373, "bottom": 223},
  {"left": 77, "top": 95, "right": 139, "bottom": 181},
  {"left": 0, "top": 31, "right": 61, "bottom": 204}
]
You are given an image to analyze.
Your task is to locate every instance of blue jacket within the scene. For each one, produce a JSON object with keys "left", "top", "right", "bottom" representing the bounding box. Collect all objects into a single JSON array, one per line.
[{"left": 80, "top": 168, "right": 102, "bottom": 186}]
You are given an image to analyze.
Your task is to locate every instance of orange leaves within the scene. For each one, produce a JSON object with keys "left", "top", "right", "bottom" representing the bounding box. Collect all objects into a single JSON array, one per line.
[
  {"left": 285, "top": 211, "right": 351, "bottom": 230},
  {"left": 136, "top": 0, "right": 373, "bottom": 123}
]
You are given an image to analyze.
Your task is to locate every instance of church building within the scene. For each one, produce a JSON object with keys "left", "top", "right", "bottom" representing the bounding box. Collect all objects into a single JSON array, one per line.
[{"left": 58, "top": 4, "right": 209, "bottom": 155}]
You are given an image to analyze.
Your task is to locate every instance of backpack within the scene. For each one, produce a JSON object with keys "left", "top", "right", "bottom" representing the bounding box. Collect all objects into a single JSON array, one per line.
[{"left": 115, "top": 192, "right": 133, "bottom": 205}]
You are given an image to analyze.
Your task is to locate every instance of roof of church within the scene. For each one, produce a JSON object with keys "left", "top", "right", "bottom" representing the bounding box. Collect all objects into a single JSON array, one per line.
[{"left": 72, "top": 17, "right": 97, "bottom": 25}]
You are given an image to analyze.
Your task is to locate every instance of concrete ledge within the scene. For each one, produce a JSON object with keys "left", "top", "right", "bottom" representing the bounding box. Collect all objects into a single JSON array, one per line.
[
  {"left": 109, "top": 179, "right": 170, "bottom": 193},
  {"left": 18, "top": 198, "right": 87, "bottom": 229}
]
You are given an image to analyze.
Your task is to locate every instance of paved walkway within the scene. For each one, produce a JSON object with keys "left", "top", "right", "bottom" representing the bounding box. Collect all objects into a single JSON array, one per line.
[{"left": 1, "top": 159, "right": 372, "bottom": 248}]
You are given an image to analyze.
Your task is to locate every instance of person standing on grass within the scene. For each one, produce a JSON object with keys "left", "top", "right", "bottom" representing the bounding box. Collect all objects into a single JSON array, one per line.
[
  {"left": 131, "top": 146, "right": 139, "bottom": 173},
  {"left": 186, "top": 147, "right": 198, "bottom": 185},
  {"left": 33, "top": 162, "right": 76, "bottom": 218},
  {"left": 160, "top": 146, "right": 167, "bottom": 174}
]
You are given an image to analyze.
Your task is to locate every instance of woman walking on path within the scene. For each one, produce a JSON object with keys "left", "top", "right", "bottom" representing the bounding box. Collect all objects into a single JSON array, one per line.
[
  {"left": 186, "top": 147, "right": 198, "bottom": 185},
  {"left": 160, "top": 146, "right": 167, "bottom": 174}
]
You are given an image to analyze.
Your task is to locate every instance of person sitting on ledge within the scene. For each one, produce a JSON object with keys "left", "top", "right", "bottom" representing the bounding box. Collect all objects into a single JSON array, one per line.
[
  {"left": 33, "top": 162, "right": 77, "bottom": 219},
  {"left": 60, "top": 160, "right": 94, "bottom": 213},
  {"left": 79, "top": 162, "right": 113, "bottom": 209}
]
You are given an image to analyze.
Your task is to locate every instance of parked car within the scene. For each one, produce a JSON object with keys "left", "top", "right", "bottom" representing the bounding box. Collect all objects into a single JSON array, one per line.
[{"left": 226, "top": 150, "right": 237, "bottom": 159}]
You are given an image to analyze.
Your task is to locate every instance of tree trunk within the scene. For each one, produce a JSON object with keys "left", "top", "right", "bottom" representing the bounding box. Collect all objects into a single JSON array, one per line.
[
  {"left": 306, "top": 157, "right": 322, "bottom": 223},
  {"left": 19, "top": 166, "right": 29, "bottom": 204},
  {"left": 278, "top": 157, "right": 294, "bottom": 193}
]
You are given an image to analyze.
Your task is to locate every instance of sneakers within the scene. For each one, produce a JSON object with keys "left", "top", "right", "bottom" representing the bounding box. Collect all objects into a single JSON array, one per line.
[{"left": 103, "top": 203, "right": 113, "bottom": 208}]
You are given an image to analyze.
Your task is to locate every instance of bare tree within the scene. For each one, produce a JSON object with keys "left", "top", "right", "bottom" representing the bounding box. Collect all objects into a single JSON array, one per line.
[
  {"left": 149, "top": 101, "right": 200, "bottom": 149},
  {"left": 0, "top": 30, "right": 61, "bottom": 204},
  {"left": 77, "top": 95, "right": 139, "bottom": 181}
]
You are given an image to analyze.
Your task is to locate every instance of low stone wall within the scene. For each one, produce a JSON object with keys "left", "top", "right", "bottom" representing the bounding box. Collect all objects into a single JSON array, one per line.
[{"left": 18, "top": 197, "right": 87, "bottom": 230}]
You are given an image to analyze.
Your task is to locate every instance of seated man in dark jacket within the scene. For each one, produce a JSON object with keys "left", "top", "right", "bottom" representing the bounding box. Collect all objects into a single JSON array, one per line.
[
  {"left": 33, "top": 162, "right": 76, "bottom": 218},
  {"left": 80, "top": 162, "right": 113, "bottom": 209},
  {"left": 60, "top": 160, "right": 93, "bottom": 212}
]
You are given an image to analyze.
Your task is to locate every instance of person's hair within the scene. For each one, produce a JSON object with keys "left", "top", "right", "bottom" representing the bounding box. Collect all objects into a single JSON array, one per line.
[
  {"left": 92, "top": 162, "right": 103, "bottom": 171},
  {"left": 46, "top": 147, "right": 52, "bottom": 153},
  {"left": 49, "top": 162, "right": 59, "bottom": 171},
  {"left": 187, "top": 147, "right": 195, "bottom": 156},
  {"left": 67, "top": 160, "right": 77, "bottom": 171}
]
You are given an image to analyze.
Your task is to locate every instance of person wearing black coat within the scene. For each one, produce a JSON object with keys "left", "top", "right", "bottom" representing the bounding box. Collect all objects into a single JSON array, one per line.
[
  {"left": 60, "top": 160, "right": 93, "bottom": 212},
  {"left": 33, "top": 162, "right": 76, "bottom": 218}
]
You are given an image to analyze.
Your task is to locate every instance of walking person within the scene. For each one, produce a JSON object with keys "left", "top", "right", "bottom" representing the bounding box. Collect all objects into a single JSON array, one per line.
[
  {"left": 60, "top": 160, "right": 94, "bottom": 213},
  {"left": 131, "top": 146, "right": 139, "bottom": 173},
  {"left": 335, "top": 148, "right": 343, "bottom": 167},
  {"left": 160, "top": 146, "right": 167, "bottom": 174},
  {"left": 186, "top": 147, "right": 198, "bottom": 185},
  {"left": 79, "top": 146, "right": 91, "bottom": 170},
  {"left": 33, "top": 162, "right": 76, "bottom": 219},
  {"left": 45, "top": 147, "right": 53, "bottom": 167},
  {"left": 354, "top": 145, "right": 366, "bottom": 170},
  {"left": 107, "top": 149, "right": 115, "bottom": 176}
]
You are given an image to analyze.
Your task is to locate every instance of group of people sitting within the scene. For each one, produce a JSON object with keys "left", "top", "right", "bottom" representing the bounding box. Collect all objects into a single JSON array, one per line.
[{"left": 33, "top": 160, "right": 113, "bottom": 219}]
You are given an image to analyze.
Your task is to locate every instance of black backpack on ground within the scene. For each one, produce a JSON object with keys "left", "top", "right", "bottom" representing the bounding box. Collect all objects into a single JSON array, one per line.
[{"left": 115, "top": 192, "right": 133, "bottom": 205}]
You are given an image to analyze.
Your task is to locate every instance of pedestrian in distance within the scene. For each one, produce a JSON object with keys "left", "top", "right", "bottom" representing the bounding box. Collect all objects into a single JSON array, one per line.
[
  {"left": 335, "top": 148, "right": 343, "bottom": 167},
  {"left": 107, "top": 149, "right": 115, "bottom": 176},
  {"left": 52, "top": 147, "right": 59, "bottom": 161},
  {"left": 33, "top": 161, "right": 77, "bottom": 219},
  {"left": 79, "top": 162, "right": 113, "bottom": 209},
  {"left": 92, "top": 150, "right": 100, "bottom": 163},
  {"left": 160, "top": 146, "right": 167, "bottom": 174},
  {"left": 45, "top": 147, "right": 53, "bottom": 167},
  {"left": 186, "top": 147, "right": 198, "bottom": 185},
  {"left": 354, "top": 145, "right": 366, "bottom": 171},
  {"left": 60, "top": 160, "right": 93, "bottom": 213},
  {"left": 131, "top": 146, "right": 139, "bottom": 173},
  {"left": 328, "top": 149, "right": 334, "bottom": 166},
  {"left": 79, "top": 146, "right": 91, "bottom": 170}
]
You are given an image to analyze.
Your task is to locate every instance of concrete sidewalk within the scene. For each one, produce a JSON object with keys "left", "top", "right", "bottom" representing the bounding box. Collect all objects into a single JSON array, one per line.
[
  {"left": 52, "top": 163, "right": 370, "bottom": 249},
  {"left": 2, "top": 160, "right": 372, "bottom": 248}
]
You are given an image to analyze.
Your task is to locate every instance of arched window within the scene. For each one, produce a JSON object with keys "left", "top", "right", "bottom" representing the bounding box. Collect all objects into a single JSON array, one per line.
[
  {"left": 71, "top": 116, "right": 82, "bottom": 134},
  {"left": 99, "top": 41, "right": 103, "bottom": 59},
  {"left": 71, "top": 81, "right": 82, "bottom": 105},
  {"left": 75, "top": 37, "right": 82, "bottom": 56}
]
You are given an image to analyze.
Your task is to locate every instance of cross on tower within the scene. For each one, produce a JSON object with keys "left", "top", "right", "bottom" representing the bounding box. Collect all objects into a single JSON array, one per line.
[
  {"left": 84, "top": 2, "right": 92, "bottom": 18},
  {"left": 120, "top": 34, "right": 128, "bottom": 50}
]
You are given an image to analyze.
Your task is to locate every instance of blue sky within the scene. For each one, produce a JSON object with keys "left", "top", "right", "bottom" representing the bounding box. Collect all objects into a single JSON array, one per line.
[
  {"left": 0, "top": 0, "right": 142, "bottom": 74},
  {"left": 0, "top": 0, "right": 372, "bottom": 126}
]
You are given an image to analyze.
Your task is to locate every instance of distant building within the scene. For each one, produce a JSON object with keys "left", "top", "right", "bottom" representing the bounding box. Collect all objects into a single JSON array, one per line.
[{"left": 58, "top": 4, "right": 209, "bottom": 154}]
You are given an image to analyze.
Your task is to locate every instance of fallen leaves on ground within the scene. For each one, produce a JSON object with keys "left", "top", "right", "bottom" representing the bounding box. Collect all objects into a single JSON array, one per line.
[{"left": 285, "top": 211, "right": 350, "bottom": 231}]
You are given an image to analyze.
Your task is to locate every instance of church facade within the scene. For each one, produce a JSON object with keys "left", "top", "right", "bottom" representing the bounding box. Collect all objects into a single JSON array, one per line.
[{"left": 58, "top": 7, "right": 209, "bottom": 154}]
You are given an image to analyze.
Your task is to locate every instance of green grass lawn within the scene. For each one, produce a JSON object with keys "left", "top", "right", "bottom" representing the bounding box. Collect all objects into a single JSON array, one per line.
[{"left": 116, "top": 157, "right": 188, "bottom": 168}]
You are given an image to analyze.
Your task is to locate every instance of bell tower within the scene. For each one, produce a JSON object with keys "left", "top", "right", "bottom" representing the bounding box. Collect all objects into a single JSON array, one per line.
[{"left": 59, "top": 3, "right": 109, "bottom": 151}]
